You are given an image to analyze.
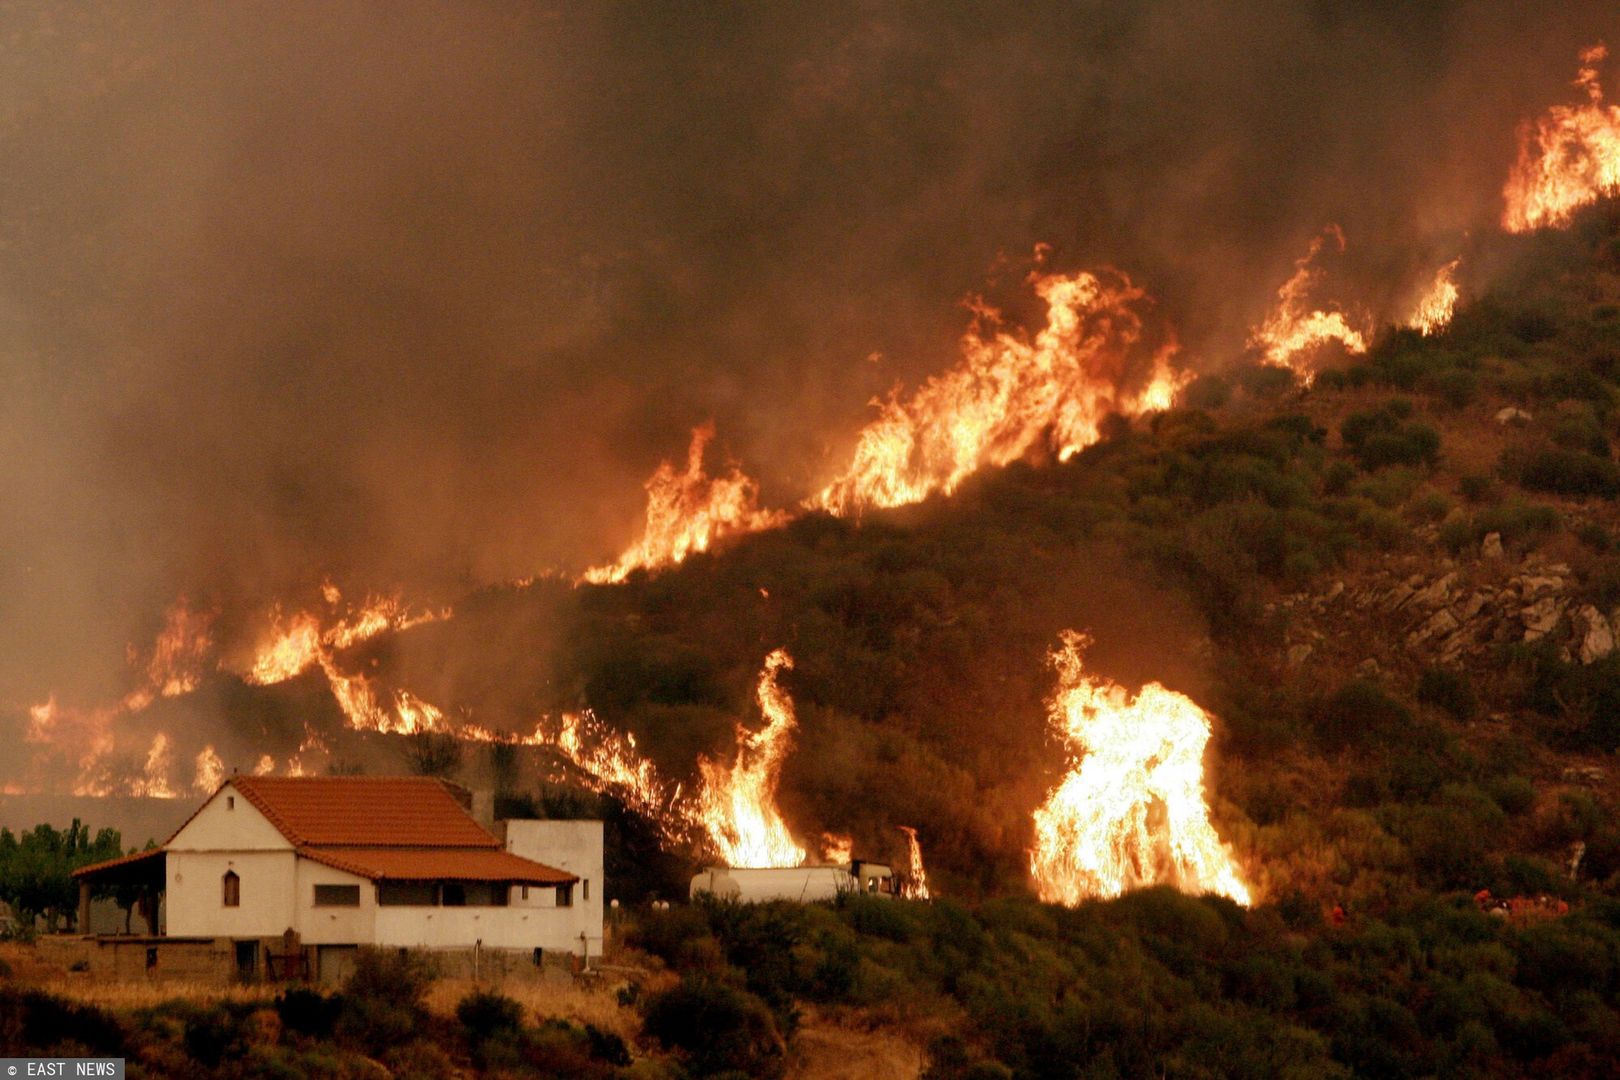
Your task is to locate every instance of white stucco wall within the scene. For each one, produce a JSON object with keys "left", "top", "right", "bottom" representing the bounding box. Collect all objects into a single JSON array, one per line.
[
  {"left": 293, "top": 860, "right": 376, "bottom": 945},
  {"left": 167, "top": 849, "right": 298, "bottom": 938},
  {"left": 168, "top": 784, "right": 290, "bottom": 852},
  {"left": 502, "top": 819, "right": 604, "bottom": 957}
]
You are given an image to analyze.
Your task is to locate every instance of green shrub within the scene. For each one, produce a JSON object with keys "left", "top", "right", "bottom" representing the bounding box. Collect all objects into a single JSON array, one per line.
[
  {"left": 1502, "top": 446, "right": 1620, "bottom": 497},
  {"left": 643, "top": 976, "right": 786, "bottom": 1078},
  {"left": 1416, "top": 668, "right": 1478, "bottom": 720},
  {"left": 456, "top": 989, "right": 523, "bottom": 1044},
  {"left": 1341, "top": 402, "right": 1441, "bottom": 470},
  {"left": 274, "top": 987, "right": 341, "bottom": 1039},
  {"left": 1313, "top": 680, "right": 1416, "bottom": 750}
]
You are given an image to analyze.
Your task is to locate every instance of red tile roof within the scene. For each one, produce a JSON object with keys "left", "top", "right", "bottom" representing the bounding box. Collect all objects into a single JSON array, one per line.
[
  {"left": 301, "top": 846, "right": 577, "bottom": 885},
  {"left": 225, "top": 775, "right": 500, "bottom": 849}
]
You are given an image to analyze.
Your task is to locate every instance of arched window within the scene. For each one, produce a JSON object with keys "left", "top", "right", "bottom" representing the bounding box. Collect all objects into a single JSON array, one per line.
[{"left": 222, "top": 870, "right": 240, "bottom": 908}]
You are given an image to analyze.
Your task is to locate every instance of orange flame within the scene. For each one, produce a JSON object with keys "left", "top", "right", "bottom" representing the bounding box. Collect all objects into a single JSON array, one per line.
[
  {"left": 583, "top": 425, "right": 788, "bottom": 584},
  {"left": 696, "top": 649, "right": 807, "bottom": 867},
  {"left": 898, "top": 825, "right": 932, "bottom": 900},
  {"left": 129, "top": 733, "right": 179, "bottom": 798},
  {"left": 122, "top": 600, "right": 214, "bottom": 711},
  {"left": 1029, "top": 631, "right": 1251, "bottom": 906},
  {"left": 811, "top": 269, "right": 1174, "bottom": 516},
  {"left": 1409, "top": 258, "right": 1461, "bottom": 336},
  {"left": 1249, "top": 227, "right": 1368, "bottom": 381},
  {"left": 194, "top": 745, "right": 225, "bottom": 793},
  {"left": 588, "top": 265, "right": 1180, "bottom": 580},
  {"left": 1504, "top": 44, "right": 1620, "bottom": 232}
]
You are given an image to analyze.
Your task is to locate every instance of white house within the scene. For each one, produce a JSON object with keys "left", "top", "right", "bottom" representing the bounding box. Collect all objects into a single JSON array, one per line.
[{"left": 71, "top": 775, "right": 603, "bottom": 982}]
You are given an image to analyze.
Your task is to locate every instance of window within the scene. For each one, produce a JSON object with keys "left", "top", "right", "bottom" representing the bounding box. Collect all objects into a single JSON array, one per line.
[
  {"left": 556, "top": 882, "right": 574, "bottom": 908},
  {"left": 521, "top": 885, "right": 529, "bottom": 900},
  {"left": 377, "top": 881, "right": 438, "bottom": 906},
  {"left": 226, "top": 796, "right": 235, "bottom": 810},
  {"left": 313, "top": 884, "right": 360, "bottom": 907},
  {"left": 583, "top": 878, "right": 590, "bottom": 901},
  {"left": 222, "top": 870, "right": 240, "bottom": 907}
]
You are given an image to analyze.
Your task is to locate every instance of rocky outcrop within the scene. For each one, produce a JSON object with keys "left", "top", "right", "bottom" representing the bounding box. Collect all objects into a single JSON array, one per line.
[{"left": 1285, "top": 554, "right": 1618, "bottom": 669}]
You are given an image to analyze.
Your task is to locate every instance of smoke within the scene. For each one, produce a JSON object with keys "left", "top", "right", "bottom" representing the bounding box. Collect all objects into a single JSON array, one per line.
[{"left": 2, "top": 1, "right": 1617, "bottom": 704}]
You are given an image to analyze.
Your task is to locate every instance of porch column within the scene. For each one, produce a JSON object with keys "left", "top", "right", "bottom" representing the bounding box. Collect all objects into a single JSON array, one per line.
[
  {"left": 77, "top": 881, "right": 92, "bottom": 934},
  {"left": 142, "top": 889, "right": 159, "bottom": 935}
]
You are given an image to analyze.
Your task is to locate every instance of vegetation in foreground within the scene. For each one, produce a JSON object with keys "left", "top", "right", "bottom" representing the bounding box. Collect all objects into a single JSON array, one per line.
[{"left": 6, "top": 888, "right": 1620, "bottom": 1078}]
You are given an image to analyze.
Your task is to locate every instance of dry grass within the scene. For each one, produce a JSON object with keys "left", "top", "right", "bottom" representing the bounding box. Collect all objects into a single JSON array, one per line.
[
  {"left": 425, "top": 975, "right": 641, "bottom": 1042},
  {"left": 28, "top": 975, "right": 279, "bottom": 1011},
  {"left": 786, "top": 1006, "right": 925, "bottom": 1080}
]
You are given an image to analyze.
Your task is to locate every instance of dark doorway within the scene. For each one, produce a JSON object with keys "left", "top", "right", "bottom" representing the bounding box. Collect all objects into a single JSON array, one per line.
[{"left": 235, "top": 940, "right": 258, "bottom": 980}]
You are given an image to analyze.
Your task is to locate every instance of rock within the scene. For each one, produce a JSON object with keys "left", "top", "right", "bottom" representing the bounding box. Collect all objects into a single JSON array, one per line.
[
  {"left": 1458, "top": 592, "right": 1491, "bottom": 621},
  {"left": 1562, "top": 765, "right": 1607, "bottom": 786},
  {"left": 1409, "top": 608, "right": 1461, "bottom": 646},
  {"left": 1410, "top": 572, "right": 1459, "bottom": 609},
  {"left": 1357, "top": 658, "right": 1381, "bottom": 677},
  {"left": 1496, "top": 406, "right": 1533, "bottom": 425},
  {"left": 1286, "top": 644, "right": 1314, "bottom": 666},
  {"left": 1322, "top": 580, "right": 1345, "bottom": 603},
  {"left": 1520, "top": 575, "right": 1564, "bottom": 597},
  {"left": 1521, "top": 596, "right": 1565, "bottom": 641},
  {"left": 1481, "top": 532, "right": 1504, "bottom": 560},
  {"left": 1574, "top": 605, "right": 1615, "bottom": 664}
]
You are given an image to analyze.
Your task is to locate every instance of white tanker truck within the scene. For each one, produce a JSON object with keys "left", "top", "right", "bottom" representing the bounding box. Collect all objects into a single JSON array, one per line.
[{"left": 689, "top": 859, "right": 896, "bottom": 903}]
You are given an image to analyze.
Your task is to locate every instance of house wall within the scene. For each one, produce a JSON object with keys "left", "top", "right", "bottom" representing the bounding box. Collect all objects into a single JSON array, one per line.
[
  {"left": 167, "top": 850, "right": 298, "bottom": 938},
  {"left": 371, "top": 903, "right": 589, "bottom": 954},
  {"left": 168, "top": 784, "right": 291, "bottom": 851},
  {"left": 502, "top": 819, "right": 604, "bottom": 958},
  {"left": 293, "top": 860, "right": 377, "bottom": 945}
]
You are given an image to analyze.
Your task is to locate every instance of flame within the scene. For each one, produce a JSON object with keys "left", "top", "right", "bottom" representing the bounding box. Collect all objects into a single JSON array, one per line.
[
  {"left": 1029, "top": 631, "right": 1251, "bottom": 906},
  {"left": 129, "top": 733, "right": 178, "bottom": 798},
  {"left": 811, "top": 269, "right": 1173, "bottom": 516},
  {"left": 583, "top": 424, "right": 788, "bottom": 584},
  {"left": 246, "top": 610, "right": 323, "bottom": 685},
  {"left": 194, "top": 746, "right": 225, "bottom": 793},
  {"left": 820, "top": 833, "right": 854, "bottom": 865},
  {"left": 122, "top": 600, "right": 214, "bottom": 711},
  {"left": 1409, "top": 258, "right": 1461, "bottom": 336},
  {"left": 898, "top": 825, "right": 932, "bottom": 900},
  {"left": 588, "top": 264, "right": 1179, "bottom": 579},
  {"left": 253, "top": 754, "right": 276, "bottom": 776},
  {"left": 696, "top": 649, "right": 807, "bottom": 867},
  {"left": 1249, "top": 226, "right": 1368, "bottom": 381},
  {"left": 1504, "top": 44, "right": 1620, "bottom": 233}
]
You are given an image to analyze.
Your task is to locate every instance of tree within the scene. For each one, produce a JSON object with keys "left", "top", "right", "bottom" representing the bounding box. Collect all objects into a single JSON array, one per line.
[
  {"left": 399, "top": 731, "right": 463, "bottom": 779},
  {"left": 0, "top": 820, "right": 123, "bottom": 931}
]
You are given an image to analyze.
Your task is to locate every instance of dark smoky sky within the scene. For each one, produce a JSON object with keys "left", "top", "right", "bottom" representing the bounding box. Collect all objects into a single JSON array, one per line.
[{"left": 1, "top": 0, "right": 1616, "bottom": 702}]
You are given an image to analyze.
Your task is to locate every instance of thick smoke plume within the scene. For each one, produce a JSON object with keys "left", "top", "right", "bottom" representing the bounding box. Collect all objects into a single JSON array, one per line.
[{"left": 2, "top": 0, "right": 1616, "bottom": 715}]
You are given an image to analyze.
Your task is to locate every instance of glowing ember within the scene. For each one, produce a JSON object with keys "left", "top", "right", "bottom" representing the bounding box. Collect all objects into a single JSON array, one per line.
[
  {"left": 811, "top": 269, "right": 1173, "bottom": 516},
  {"left": 1504, "top": 44, "right": 1620, "bottom": 233},
  {"left": 1409, "top": 258, "right": 1461, "bottom": 336},
  {"left": 1249, "top": 226, "right": 1368, "bottom": 381},
  {"left": 696, "top": 648, "right": 807, "bottom": 867},
  {"left": 194, "top": 745, "right": 225, "bottom": 793},
  {"left": 898, "top": 825, "right": 932, "bottom": 900},
  {"left": 1029, "top": 631, "right": 1251, "bottom": 906},
  {"left": 584, "top": 424, "right": 788, "bottom": 584}
]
